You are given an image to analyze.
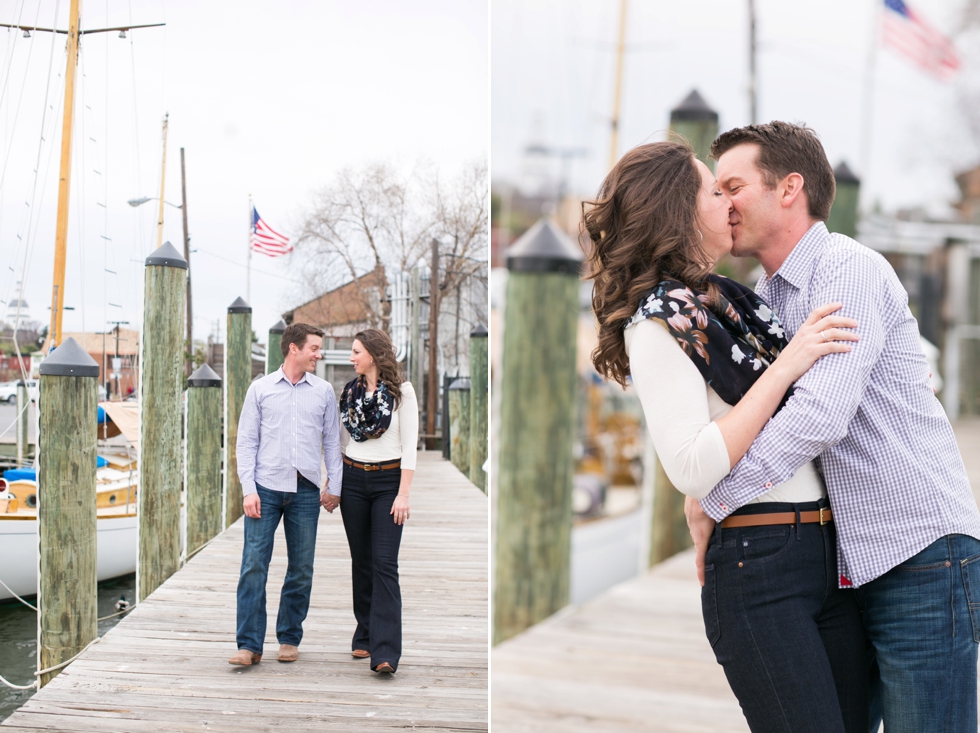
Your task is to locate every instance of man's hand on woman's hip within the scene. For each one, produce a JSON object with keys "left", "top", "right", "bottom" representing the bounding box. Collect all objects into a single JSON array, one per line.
[{"left": 685, "top": 496, "right": 715, "bottom": 587}]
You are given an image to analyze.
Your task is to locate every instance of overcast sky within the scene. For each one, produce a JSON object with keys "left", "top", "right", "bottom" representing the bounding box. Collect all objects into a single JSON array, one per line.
[
  {"left": 492, "top": 0, "right": 973, "bottom": 217},
  {"left": 0, "top": 0, "right": 488, "bottom": 347}
]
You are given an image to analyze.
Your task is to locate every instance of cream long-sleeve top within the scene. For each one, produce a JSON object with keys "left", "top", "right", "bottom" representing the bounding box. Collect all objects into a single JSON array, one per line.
[
  {"left": 340, "top": 381, "right": 419, "bottom": 471},
  {"left": 624, "top": 319, "right": 825, "bottom": 503}
]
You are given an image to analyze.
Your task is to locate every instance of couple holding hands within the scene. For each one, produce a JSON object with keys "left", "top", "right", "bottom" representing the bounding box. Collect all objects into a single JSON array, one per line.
[{"left": 227, "top": 323, "right": 418, "bottom": 675}]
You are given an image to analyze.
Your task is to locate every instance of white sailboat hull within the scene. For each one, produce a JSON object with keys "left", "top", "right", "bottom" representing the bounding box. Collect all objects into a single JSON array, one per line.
[{"left": 0, "top": 515, "right": 137, "bottom": 602}]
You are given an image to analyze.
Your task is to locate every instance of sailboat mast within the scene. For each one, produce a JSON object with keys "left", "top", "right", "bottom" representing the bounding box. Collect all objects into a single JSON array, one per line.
[
  {"left": 608, "top": 0, "right": 628, "bottom": 170},
  {"left": 156, "top": 113, "right": 169, "bottom": 250},
  {"left": 48, "top": 0, "right": 82, "bottom": 350}
]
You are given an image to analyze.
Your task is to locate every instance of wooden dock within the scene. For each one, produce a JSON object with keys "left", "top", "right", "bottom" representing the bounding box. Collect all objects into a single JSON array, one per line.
[
  {"left": 492, "top": 548, "right": 746, "bottom": 733},
  {"left": 492, "top": 419, "right": 980, "bottom": 732},
  {"left": 2, "top": 451, "right": 488, "bottom": 732}
]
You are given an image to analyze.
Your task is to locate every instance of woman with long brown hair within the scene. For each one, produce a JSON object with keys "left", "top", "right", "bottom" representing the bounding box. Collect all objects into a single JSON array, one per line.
[
  {"left": 584, "top": 140, "right": 868, "bottom": 732},
  {"left": 337, "top": 328, "right": 418, "bottom": 674}
]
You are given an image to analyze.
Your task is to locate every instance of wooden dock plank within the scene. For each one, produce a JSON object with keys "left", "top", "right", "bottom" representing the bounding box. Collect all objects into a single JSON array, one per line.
[
  {"left": 492, "top": 421, "right": 980, "bottom": 732},
  {"left": 2, "top": 452, "right": 488, "bottom": 732},
  {"left": 491, "top": 549, "right": 747, "bottom": 732}
]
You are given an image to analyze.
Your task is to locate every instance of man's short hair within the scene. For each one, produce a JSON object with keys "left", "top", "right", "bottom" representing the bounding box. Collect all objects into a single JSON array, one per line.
[
  {"left": 281, "top": 323, "right": 324, "bottom": 358},
  {"left": 710, "top": 121, "right": 836, "bottom": 221}
]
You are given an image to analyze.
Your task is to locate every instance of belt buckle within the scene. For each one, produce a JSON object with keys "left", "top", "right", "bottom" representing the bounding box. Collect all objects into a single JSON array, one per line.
[
  {"left": 819, "top": 507, "right": 828, "bottom": 525},
  {"left": 363, "top": 463, "right": 380, "bottom": 472}
]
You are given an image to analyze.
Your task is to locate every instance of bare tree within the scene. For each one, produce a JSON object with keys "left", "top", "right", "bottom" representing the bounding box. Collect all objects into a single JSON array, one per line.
[
  {"left": 429, "top": 160, "right": 489, "bottom": 369},
  {"left": 295, "top": 163, "right": 434, "bottom": 329}
]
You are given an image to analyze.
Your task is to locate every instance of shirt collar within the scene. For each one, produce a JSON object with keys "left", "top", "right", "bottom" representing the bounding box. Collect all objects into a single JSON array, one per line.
[
  {"left": 274, "top": 366, "right": 313, "bottom": 386},
  {"left": 765, "top": 220, "right": 829, "bottom": 292}
]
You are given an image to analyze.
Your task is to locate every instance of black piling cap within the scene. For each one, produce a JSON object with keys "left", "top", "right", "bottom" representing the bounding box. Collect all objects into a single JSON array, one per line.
[
  {"left": 39, "top": 336, "right": 100, "bottom": 377},
  {"left": 145, "top": 241, "right": 189, "bottom": 269},
  {"left": 449, "top": 377, "right": 472, "bottom": 390},
  {"left": 188, "top": 363, "right": 222, "bottom": 388},
  {"left": 228, "top": 296, "right": 252, "bottom": 314},
  {"left": 834, "top": 161, "right": 860, "bottom": 185},
  {"left": 470, "top": 323, "right": 488, "bottom": 338},
  {"left": 670, "top": 89, "right": 718, "bottom": 123},
  {"left": 269, "top": 319, "right": 287, "bottom": 334},
  {"left": 505, "top": 218, "right": 584, "bottom": 275}
]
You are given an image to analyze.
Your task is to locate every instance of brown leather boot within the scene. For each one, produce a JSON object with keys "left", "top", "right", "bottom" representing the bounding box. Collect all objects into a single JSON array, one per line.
[
  {"left": 277, "top": 644, "right": 299, "bottom": 662},
  {"left": 228, "top": 649, "right": 261, "bottom": 665},
  {"left": 351, "top": 649, "right": 370, "bottom": 659}
]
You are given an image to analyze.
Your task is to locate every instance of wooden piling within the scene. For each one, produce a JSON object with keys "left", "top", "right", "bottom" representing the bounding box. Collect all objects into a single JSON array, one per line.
[
  {"left": 669, "top": 89, "right": 719, "bottom": 171},
  {"left": 15, "top": 380, "right": 27, "bottom": 466},
  {"left": 225, "top": 296, "right": 251, "bottom": 527},
  {"left": 37, "top": 336, "right": 99, "bottom": 687},
  {"left": 648, "top": 90, "right": 723, "bottom": 564},
  {"left": 468, "top": 323, "right": 488, "bottom": 492},
  {"left": 494, "top": 218, "right": 582, "bottom": 645},
  {"left": 649, "top": 461, "right": 691, "bottom": 565},
  {"left": 266, "top": 319, "right": 286, "bottom": 374},
  {"left": 827, "top": 161, "right": 860, "bottom": 239},
  {"left": 448, "top": 377, "right": 471, "bottom": 477},
  {"left": 186, "top": 363, "right": 223, "bottom": 555},
  {"left": 139, "top": 241, "right": 187, "bottom": 602}
]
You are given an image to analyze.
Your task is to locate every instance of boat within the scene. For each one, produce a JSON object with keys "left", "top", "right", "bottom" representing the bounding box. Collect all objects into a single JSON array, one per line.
[
  {"left": 0, "top": 5, "right": 165, "bottom": 603},
  {"left": 0, "top": 402, "right": 140, "bottom": 601}
]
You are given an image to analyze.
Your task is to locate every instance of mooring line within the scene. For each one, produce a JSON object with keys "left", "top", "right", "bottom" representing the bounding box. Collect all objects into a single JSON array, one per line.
[
  {"left": 0, "top": 576, "right": 37, "bottom": 612},
  {"left": 0, "top": 636, "right": 103, "bottom": 691}
]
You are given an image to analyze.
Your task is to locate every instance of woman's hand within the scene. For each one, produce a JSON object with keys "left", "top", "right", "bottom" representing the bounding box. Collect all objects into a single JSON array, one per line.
[
  {"left": 771, "top": 303, "right": 858, "bottom": 384},
  {"left": 391, "top": 494, "right": 410, "bottom": 525}
]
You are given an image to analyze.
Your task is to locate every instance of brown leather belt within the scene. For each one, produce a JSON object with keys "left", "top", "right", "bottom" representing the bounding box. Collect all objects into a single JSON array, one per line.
[
  {"left": 343, "top": 457, "right": 401, "bottom": 472},
  {"left": 721, "top": 507, "right": 832, "bottom": 528}
]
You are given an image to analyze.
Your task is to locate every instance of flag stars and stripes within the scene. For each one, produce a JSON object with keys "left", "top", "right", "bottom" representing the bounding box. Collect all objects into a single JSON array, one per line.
[
  {"left": 882, "top": 0, "right": 960, "bottom": 80},
  {"left": 250, "top": 206, "right": 293, "bottom": 257}
]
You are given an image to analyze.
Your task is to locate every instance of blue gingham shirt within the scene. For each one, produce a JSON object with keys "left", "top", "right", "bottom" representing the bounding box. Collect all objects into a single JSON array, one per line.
[
  {"left": 701, "top": 222, "right": 980, "bottom": 587},
  {"left": 237, "top": 368, "right": 344, "bottom": 497}
]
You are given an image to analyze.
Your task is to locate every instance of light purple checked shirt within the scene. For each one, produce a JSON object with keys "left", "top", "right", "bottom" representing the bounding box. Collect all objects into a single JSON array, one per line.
[
  {"left": 237, "top": 367, "right": 344, "bottom": 498},
  {"left": 701, "top": 222, "right": 980, "bottom": 587}
]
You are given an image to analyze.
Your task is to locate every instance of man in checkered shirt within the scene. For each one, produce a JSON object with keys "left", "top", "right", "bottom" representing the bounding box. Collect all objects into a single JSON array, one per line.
[{"left": 688, "top": 122, "right": 980, "bottom": 732}]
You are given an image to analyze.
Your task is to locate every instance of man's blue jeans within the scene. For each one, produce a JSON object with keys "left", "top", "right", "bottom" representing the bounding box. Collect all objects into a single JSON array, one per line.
[
  {"left": 856, "top": 534, "right": 980, "bottom": 733},
  {"left": 236, "top": 478, "right": 321, "bottom": 655}
]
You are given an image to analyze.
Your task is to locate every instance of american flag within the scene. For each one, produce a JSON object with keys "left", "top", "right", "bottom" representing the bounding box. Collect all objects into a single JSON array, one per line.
[
  {"left": 250, "top": 206, "right": 292, "bottom": 257},
  {"left": 882, "top": 0, "right": 960, "bottom": 80}
]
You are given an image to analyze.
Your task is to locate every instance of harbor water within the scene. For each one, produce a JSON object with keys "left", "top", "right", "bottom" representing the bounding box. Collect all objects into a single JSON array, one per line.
[{"left": 0, "top": 573, "right": 136, "bottom": 721}]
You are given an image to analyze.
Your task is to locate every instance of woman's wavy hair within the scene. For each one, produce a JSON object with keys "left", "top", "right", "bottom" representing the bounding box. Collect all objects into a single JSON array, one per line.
[
  {"left": 354, "top": 328, "right": 406, "bottom": 409},
  {"left": 583, "top": 140, "right": 718, "bottom": 387}
]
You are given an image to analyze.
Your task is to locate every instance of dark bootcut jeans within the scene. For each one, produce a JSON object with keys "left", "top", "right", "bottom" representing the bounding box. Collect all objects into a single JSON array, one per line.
[
  {"left": 236, "top": 476, "right": 321, "bottom": 655},
  {"left": 703, "top": 500, "right": 870, "bottom": 733},
  {"left": 340, "top": 463, "right": 404, "bottom": 672},
  {"left": 857, "top": 533, "right": 980, "bottom": 733}
]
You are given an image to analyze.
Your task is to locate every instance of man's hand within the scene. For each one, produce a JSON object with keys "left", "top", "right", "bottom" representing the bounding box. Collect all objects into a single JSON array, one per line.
[
  {"left": 321, "top": 491, "right": 340, "bottom": 513},
  {"left": 243, "top": 493, "right": 261, "bottom": 519},
  {"left": 685, "top": 496, "right": 715, "bottom": 587}
]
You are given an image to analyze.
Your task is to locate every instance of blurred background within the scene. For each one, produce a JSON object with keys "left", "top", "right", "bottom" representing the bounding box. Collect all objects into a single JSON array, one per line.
[{"left": 491, "top": 0, "right": 980, "bottom": 616}]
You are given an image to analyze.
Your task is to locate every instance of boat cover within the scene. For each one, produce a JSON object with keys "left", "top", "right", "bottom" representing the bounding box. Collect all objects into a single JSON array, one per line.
[{"left": 99, "top": 401, "right": 140, "bottom": 452}]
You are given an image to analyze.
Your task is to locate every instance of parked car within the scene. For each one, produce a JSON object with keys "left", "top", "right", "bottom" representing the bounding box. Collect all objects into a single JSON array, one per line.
[{"left": 0, "top": 381, "right": 17, "bottom": 403}]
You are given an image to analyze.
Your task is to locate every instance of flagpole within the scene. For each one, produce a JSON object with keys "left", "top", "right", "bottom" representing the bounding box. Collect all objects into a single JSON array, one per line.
[
  {"left": 247, "top": 194, "right": 252, "bottom": 304},
  {"left": 858, "top": 0, "right": 880, "bottom": 211}
]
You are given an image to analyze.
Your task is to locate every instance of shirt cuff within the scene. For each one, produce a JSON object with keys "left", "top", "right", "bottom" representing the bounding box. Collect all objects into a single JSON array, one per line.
[
  {"left": 242, "top": 480, "right": 257, "bottom": 497},
  {"left": 699, "top": 492, "right": 736, "bottom": 522}
]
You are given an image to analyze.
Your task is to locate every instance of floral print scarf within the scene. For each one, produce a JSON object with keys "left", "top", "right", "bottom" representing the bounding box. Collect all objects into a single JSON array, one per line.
[
  {"left": 626, "top": 274, "right": 790, "bottom": 406},
  {"left": 340, "top": 376, "right": 394, "bottom": 442}
]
